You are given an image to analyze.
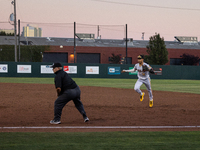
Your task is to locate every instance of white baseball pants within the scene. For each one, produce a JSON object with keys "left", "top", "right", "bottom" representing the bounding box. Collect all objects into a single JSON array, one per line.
[{"left": 134, "top": 78, "right": 153, "bottom": 100}]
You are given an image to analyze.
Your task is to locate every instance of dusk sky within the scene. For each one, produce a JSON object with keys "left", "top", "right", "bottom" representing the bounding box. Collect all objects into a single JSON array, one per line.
[{"left": 1, "top": 0, "right": 200, "bottom": 41}]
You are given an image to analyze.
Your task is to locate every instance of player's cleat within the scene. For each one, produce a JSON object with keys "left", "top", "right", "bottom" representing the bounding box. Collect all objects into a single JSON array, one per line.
[
  {"left": 50, "top": 120, "right": 61, "bottom": 124},
  {"left": 140, "top": 92, "right": 145, "bottom": 101},
  {"left": 84, "top": 117, "right": 89, "bottom": 122},
  {"left": 149, "top": 99, "right": 153, "bottom": 108}
]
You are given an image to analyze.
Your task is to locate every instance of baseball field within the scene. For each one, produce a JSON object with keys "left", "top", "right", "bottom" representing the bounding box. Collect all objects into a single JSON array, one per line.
[{"left": 0, "top": 77, "right": 200, "bottom": 149}]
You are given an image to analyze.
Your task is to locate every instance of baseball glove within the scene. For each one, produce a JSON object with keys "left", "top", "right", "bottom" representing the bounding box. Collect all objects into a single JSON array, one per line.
[
  {"left": 142, "top": 65, "right": 149, "bottom": 72},
  {"left": 149, "top": 68, "right": 155, "bottom": 74}
]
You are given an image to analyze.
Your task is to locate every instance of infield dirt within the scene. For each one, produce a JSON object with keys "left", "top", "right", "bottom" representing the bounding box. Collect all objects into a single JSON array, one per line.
[{"left": 0, "top": 83, "right": 200, "bottom": 132}]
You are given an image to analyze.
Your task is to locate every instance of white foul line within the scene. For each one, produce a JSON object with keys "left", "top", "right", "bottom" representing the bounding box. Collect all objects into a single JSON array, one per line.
[{"left": 0, "top": 126, "right": 200, "bottom": 129}]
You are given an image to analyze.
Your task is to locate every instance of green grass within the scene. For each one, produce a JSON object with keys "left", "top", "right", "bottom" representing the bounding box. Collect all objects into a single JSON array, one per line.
[
  {"left": 0, "top": 132, "right": 200, "bottom": 150},
  {"left": 0, "top": 77, "right": 200, "bottom": 94},
  {"left": 0, "top": 77, "right": 54, "bottom": 84}
]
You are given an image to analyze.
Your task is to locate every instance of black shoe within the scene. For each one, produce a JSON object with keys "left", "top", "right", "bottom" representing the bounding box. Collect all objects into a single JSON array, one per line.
[
  {"left": 84, "top": 117, "right": 89, "bottom": 122},
  {"left": 50, "top": 120, "right": 61, "bottom": 124}
]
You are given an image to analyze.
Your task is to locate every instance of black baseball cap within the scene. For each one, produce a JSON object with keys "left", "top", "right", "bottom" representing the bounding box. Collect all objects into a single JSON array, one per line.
[
  {"left": 50, "top": 62, "right": 62, "bottom": 68},
  {"left": 137, "top": 55, "right": 144, "bottom": 59}
]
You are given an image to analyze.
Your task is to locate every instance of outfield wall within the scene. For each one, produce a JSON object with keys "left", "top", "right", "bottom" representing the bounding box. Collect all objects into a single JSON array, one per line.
[{"left": 0, "top": 62, "right": 200, "bottom": 80}]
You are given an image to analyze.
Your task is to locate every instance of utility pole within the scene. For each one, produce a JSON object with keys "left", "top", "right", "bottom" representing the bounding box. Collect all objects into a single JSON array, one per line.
[
  {"left": 14, "top": 0, "right": 17, "bottom": 62},
  {"left": 18, "top": 19, "right": 20, "bottom": 62},
  {"left": 97, "top": 25, "right": 100, "bottom": 38},
  {"left": 74, "top": 22, "right": 76, "bottom": 63},
  {"left": 125, "top": 24, "right": 128, "bottom": 64}
]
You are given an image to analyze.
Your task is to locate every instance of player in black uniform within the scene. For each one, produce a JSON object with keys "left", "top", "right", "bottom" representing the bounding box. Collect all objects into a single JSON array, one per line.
[{"left": 50, "top": 62, "right": 89, "bottom": 124}]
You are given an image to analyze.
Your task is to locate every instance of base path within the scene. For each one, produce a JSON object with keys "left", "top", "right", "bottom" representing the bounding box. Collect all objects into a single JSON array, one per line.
[{"left": 0, "top": 83, "right": 200, "bottom": 132}]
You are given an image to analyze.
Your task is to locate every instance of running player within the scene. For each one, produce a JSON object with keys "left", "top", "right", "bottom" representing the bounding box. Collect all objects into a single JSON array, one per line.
[{"left": 121, "top": 55, "right": 154, "bottom": 107}]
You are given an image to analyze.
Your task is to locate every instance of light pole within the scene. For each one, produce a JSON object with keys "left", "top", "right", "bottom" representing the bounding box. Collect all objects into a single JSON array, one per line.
[
  {"left": 12, "top": 0, "right": 17, "bottom": 62},
  {"left": 18, "top": 19, "right": 20, "bottom": 62},
  {"left": 74, "top": 22, "right": 76, "bottom": 63},
  {"left": 125, "top": 24, "right": 127, "bottom": 64}
]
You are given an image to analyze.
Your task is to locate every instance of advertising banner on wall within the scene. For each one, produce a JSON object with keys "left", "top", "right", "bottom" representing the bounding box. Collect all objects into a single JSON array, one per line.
[
  {"left": 17, "top": 65, "right": 32, "bottom": 73},
  {"left": 108, "top": 67, "right": 121, "bottom": 75},
  {"left": 86, "top": 66, "right": 99, "bottom": 74},
  {"left": 129, "top": 67, "right": 138, "bottom": 75},
  {"left": 63, "top": 66, "right": 77, "bottom": 74},
  {"left": 0, "top": 64, "right": 8, "bottom": 73},
  {"left": 154, "top": 68, "right": 162, "bottom": 75},
  {"left": 41, "top": 65, "right": 54, "bottom": 74}
]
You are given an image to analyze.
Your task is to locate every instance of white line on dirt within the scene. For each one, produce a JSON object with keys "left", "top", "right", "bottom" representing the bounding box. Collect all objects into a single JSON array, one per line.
[{"left": 0, "top": 126, "right": 200, "bottom": 129}]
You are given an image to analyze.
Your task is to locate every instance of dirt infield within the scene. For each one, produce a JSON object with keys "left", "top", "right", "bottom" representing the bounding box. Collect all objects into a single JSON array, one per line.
[{"left": 0, "top": 83, "right": 200, "bottom": 132}]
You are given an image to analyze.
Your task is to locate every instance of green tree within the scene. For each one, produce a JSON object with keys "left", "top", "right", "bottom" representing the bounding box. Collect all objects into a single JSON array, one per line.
[
  {"left": 0, "top": 45, "right": 49, "bottom": 62},
  {"left": 145, "top": 33, "right": 168, "bottom": 65},
  {"left": 0, "top": 31, "right": 6, "bottom": 36},
  {"left": 181, "top": 53, "right": 200, "bottom": 66},
  {"left": 0, "top": 31, "right": 14, "bottom": 36},
  {"left": 109, "top": 53, "right": 121, "bottom": 64}
]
